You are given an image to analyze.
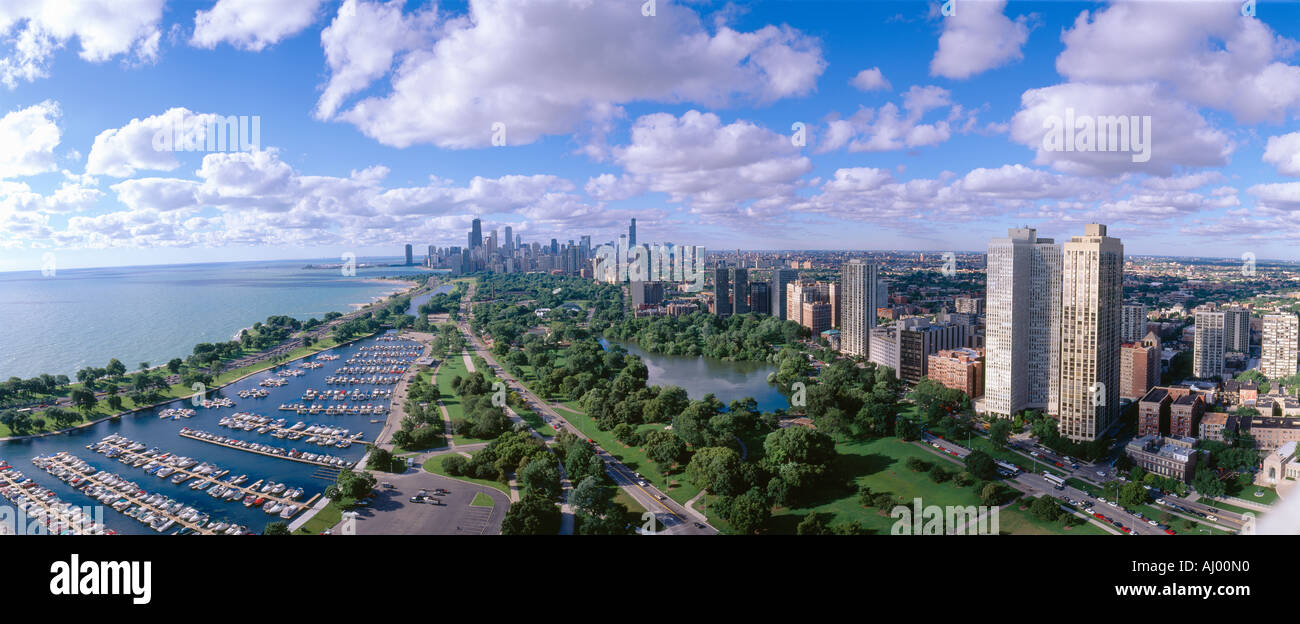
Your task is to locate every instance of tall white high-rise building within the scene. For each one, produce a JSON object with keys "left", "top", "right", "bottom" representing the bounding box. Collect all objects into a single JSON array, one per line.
[
  {"left": 840, "top": 260, "right": 879, "bottom": 358},
  {"left": 1262, "top": 313, "right": 1299, "bottom": 379},
  {"left": 1121, "top": 304, "right": 1148, "bottom": 343},
  {"left": 984, "top": 227, "right": 1061, "bottom": 418},
  {"left": 1193, "top": 304, "right": 1226, "bottom": 379},
  {"left": 1053, "top": 224, "right": 1123, "bottom": 442},
  {"left": 1224, "top": 305, "right": 1251, "bottom": 355}
]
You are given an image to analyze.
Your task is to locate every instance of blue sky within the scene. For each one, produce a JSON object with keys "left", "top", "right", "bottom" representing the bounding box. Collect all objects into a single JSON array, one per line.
[{"left": 2, "top": 0, "right": 1300, "bottom": 271}]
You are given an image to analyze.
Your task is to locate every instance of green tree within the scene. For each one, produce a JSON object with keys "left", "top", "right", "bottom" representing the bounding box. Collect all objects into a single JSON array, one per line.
[
  {"left": 964, "top": 449, "right": 997, "bottom": 481},
  {"left": 727, "top": 488, "right": 770, "bottom": 535},
  {"left": 500, "top": 493, "right": 561, "bottom": 535},
  {"left": 1029, "top": 496, "right": 1062, "bottom": 522},
  {"left": 263, "top": 521, "right": 290, "bottom": 535},
  {"left": 685, "top": 446, "right": 744, "bottom": 496},
  {"left": 989, "top": 419, "right": 1012, "bottom": 448}
]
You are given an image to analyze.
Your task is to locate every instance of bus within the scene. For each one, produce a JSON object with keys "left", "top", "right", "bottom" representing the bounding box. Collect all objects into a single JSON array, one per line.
[
  {"left": 995, "top": 460, "right": 1021, "bottom": 477},
  {"left": 1043, "top": 472, "right": 1066, "bottom": 490}
]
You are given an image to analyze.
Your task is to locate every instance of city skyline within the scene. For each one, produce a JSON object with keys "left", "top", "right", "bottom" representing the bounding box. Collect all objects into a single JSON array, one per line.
[{"left": 5, "top": 1, "right": 1300, "bottom": 272}]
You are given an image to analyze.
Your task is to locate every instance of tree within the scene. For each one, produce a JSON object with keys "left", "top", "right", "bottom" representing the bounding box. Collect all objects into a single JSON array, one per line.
[
  {"left": 263, "top": 521, "right": 290, "bottom": 535},
  {"left": 519, "top": 456, "right": 562, "bottom": 501},
  {"left": 1119, "top": 482, "right": 1148, "bottom": 508},
  {"left": 727, "top": 488, "right": 770, "bottom": 535},
  {"left": 70, "top": 388, "right": 97, "bottom": 416},
  {"left": 979, "top": 482, "right": 1002, "bottom": 506},
  {"left": 500, "top": 493, "right": 561, "bottom": 535},
  {"left": 763, "top": 427, "right": 835, "bottom": 465},
  {"left": 569, "top": 476, "right": 614, "bottom": 515},
  {"left": 989, "top": 419, "right": 1012, "bottom": 448},
  {"left": 366, "top": 447, "right": 395, "bottom": 472},
  {"left": 685, "top": 446, "right": 744, "bottom": 496},
  {"left": 1192, "top": 468, "right": 1226, "bottom": 498},
  {"left": 796, "top": 512, "right": 832, "bottom": 535},
  {"left": 167, "top": 358, "right": 183, "bottom": 374},
  {"left": 1029, "top": 496, "right": 1062, "bottom": 522},
  {"left": 964, "top": 450, "right": 997, "bottom": 481},
  {"left": 644, "top": 430, "right": 689, "bottom": 467}
]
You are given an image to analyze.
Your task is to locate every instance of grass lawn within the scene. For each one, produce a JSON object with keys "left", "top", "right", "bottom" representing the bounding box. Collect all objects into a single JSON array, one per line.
[
  {"left": 294, "top": 500, "right": 343, "bottom": 535},
  {"left": 470, "top": 492, "right": 494, "bottom": 507},
  {"left": 433, "top": 356, "right": 480, "bottom": 446},
  {"left": 767, "top": 437, "right": 988, "bottom": 535},
  {"left": 996, "top": 504, "right": 1111, "bottom": 535},
  {"left": 1066, "top": 478, "right": 1102, "bottom": 496},
  {"left": 422, "top": 454, "right": 511, "bottom": 496},
  {"left": 1233, "top": 486, "right": 1278, "bottom": 505}
]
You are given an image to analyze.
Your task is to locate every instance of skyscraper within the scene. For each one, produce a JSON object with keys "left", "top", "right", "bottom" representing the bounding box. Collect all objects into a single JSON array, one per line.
[
  {"left": 404, "top": 244, "right": 413, "bottom": 266},
  {"left": 470, "top": 218, "right": 482, "bottom": 248},
  {"left": 1262, "top": 313, "right": 1299, "bottom": 379},
  {"left": 504, "top": 226, "right": 513, "bottom": 252},
  {"left": 732, "top": 268, "right": 749, "bottom": 315},
  {"left": 984, "top": 227, "right": 1061, "bottom": 419},
  {"left": 1193, "top": 304, "right": 1226, "bottom": 379},
  {"left": 1053, "top": 224, "right": 1123, "bottom": 442},
  {"left": 840, "top": 260, "right": 878, "bottom": 358},
  {"left": 771, "top": 268, "right": 797, "bottom": 321},
  {"left": 1121, "top": 303, "right": 1148, "bottom": 343},
  {"left": 714, "top": 266, "right": 730, "bottom": 318},
  {"left": 629, "top": 218, "right": 637, "bottom": 248},
  {"left": 1224, "top": 305, "right": 1251, "bottom": 355}
]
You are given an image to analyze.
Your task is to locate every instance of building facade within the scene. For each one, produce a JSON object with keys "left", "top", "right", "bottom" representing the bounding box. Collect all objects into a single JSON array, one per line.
[
  {"left": 840, "top": 260, "right": 878, "bottom": 358},
  {"left": 984, "top": 227, "right": 1061, "bottom": 418},
  {"left": 1053, "top": 224, "right": 1123, "bottom": 442},
  {"left": 1193, "top": 305, "right": 1226, "bottom": 379},
  {"left": 1262, "top": 313, "right": 1299, "bottom": 379}
]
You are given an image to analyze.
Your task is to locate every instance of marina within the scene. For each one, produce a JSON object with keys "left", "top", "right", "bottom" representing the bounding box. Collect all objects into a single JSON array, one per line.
[
  {"left": 88, "top": 434, "right": 317, "bottom": 517},
  {"left": 0, "top": 331, "right": 421, "bottom": 534},
  {"left": 0, "top": 460, "right": 106, "bottom": 534},
  {"left": 180, "top": 427, "right": 359, "bottom": 468},
  {"left": 217, "top": 411, "right": 367, "bottom": 446},
  {"left": 32, "top": 452, "right": 238, "bottom": 535}
]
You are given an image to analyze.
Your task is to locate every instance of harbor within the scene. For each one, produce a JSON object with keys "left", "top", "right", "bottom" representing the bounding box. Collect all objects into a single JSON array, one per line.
[
  {"left": 0, "top": 459, "right": 104, "bottom": 535},
  {"left": 89, "top": 434, "right": 318, "bottom": 517},
  {"left": 180, "top": 427, "right": 359, "bottom": 468},
  {"left": 0, "top": 331, "right": 421, "bottom": 534}
]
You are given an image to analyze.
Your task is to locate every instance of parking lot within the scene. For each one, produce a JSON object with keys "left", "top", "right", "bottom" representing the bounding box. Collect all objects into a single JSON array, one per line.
[{"left": 342, "top": 470, "right": 511, "bottom": 535}]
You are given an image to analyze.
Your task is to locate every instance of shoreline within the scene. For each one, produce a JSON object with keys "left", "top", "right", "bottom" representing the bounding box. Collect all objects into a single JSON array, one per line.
[{"left": 0, "top": 281, "right": 429, "bottom": 443}]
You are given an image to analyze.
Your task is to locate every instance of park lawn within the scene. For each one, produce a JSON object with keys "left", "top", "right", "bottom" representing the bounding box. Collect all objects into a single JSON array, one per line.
[
  {"left": 1236, "top": 485, "right": 1278, "bottom": 505},
  {"left": 422, "top": 454, "right": 512, "bottom": 496},
  {"left": 433, "top": 356, "right": 478, "bottom": 446},
  {"left": 294, "top": 500, "right": 343, "bottom": 535},
  {"left": 470, "top": 492, "right": 494, "bottom": 507},
  {"left": 996, "top": 504, "right": 1111, "bottom": 535},
  {"left": 767, "top": 437, "right": 987, "bottom": 535}
]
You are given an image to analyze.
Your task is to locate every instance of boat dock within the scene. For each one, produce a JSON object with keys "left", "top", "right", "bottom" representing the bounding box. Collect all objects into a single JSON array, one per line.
[
  {"left": 218, "top": 414, "right": 371, "bottom": 448},
  {"left": 180, "top": 428, "right": 360, "bottom": 468},
  {"left": 93, "top": 437, "right": 315, "bottom": 516},
  {"left": 0, "top": 466, "right": 93, "bottom": 534},
  {"left": 78, "top": 468, "right": 219, "bottom": 535}
]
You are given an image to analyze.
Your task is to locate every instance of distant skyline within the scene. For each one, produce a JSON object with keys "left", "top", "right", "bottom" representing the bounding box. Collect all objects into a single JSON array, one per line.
[{"left": 4, "top": 0, "right": 1300, "bottom": 271}]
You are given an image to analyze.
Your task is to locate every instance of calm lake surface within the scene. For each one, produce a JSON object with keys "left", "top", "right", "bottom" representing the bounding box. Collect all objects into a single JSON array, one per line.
[
  {"left": 0, "top": 332, "right": 419, "bottom": 535},
  {"left": 600, "top": 338, "right": 788, "bottom": 412},
  {"left": 0, "top": 259, "right": 432, "bottom": 378}
]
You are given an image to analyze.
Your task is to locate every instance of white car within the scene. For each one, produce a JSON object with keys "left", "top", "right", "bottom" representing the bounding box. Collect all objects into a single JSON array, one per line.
[
  {"left": 1107, "top": 501, "right": 1118, "bottom": 508},
  {"left": 1207, "top": 515, "right": 1217, "bottom": 522},
  {"left": 1156, "top": 499, "right": 1166, "bottom": 505},
  {"left": 1096, "top": 470, "right": 1106, "bottom": 477},
  {"left": 637, "top": 480, "right": 648, "bottom": 487}
]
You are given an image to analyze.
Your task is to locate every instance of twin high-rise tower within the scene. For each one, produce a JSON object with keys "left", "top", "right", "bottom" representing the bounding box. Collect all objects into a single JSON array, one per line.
[{"left": 985, "top": 224, "right": 1123, "bottom": 442}]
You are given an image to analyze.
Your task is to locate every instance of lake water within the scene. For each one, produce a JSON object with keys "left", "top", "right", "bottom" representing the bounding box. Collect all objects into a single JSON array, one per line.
[
  {"left": 407, "top": 283, "right": 453, "bottom": 316},
  {"left": 600, "top": 338, "right": 788, "bottom": 412},
  {"left": 0, "top": 332, "right": 420, "bottom": 535},
  {"left": 0, "top": 259, "right": 431, "bottom": 379}
]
